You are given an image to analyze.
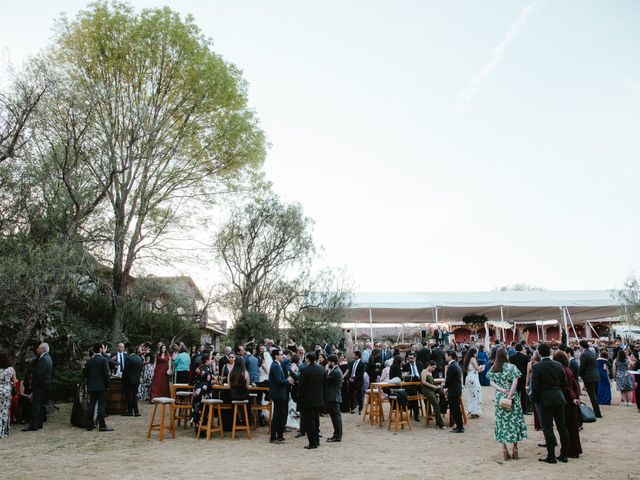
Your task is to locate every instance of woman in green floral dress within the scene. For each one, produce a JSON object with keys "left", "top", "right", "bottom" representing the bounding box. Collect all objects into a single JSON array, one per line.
[{"left": 487, "top": 348, "right": 528, "bottom": 460}]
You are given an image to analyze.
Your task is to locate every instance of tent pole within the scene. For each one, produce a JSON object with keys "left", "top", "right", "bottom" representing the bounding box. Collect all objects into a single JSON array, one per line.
[
  {"left": 369, "top": 308, "right": 373, "bottom": 345},
  {"left": 565, "top": 307, "right": 578, "bottom": 339},
  {"left": 354, "top": 319, "right": 358, "bottom": 348},
  {"left": 500, "top": 305, "right": 505, "bottom": 341},
  {"left": 434, "top": 307, "right": 439, "bottom": 326},
  {"left": 401, "top": 323, "right": 405, "bottom": 344}
]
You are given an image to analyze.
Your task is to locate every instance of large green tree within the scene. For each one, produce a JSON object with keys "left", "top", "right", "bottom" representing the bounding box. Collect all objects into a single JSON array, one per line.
[{"left": 48, "top": 2, "right": 266, "bottom": 342}]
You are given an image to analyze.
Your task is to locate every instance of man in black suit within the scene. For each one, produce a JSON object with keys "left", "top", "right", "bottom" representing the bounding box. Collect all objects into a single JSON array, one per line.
[
  {"left": 325, "top": 354, "right": 343, "bottom": 442},
  {"left": 579, "top": 339, "right": 602, "bottom": 418},
  {"left": 269, "top": 349, "right": 292, "bottom": 444},
  {"left": 348, "top": 350, "right": 365, "bottom": 414},
  {"left": 122, "top": 345, "right": 143, "bottom": 416},
  {"left": 510, "top": 344, "right": 530, "bottom": 413},
  {"left": 430, "top": 344, "right": 446, "bottom": 379},
  {"left": 402, "top": 352, "right": 424, "bottom": 421},
  {"left": 299, "top": 352, "right": 325, "bottom": 449},
  {"left": 417, "top": 341, "right": 431, "bottom": 366},
  {"left": 531, "top": 343, "right": 569, "bottom": 463},
  {"left": 444, "top": 350, "right": 464, "bottom": 433},
  {"left": 23, "top": 342, "right": 53, "bottom": 432},
  {"left": 85, "top": 343, "right": 113, "bottom": 431}
]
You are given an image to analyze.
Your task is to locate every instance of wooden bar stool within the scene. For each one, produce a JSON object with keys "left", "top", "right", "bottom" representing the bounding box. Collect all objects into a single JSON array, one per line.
[
  {"left": 387, "top": 395, "right": 412, "bottom": 432},
  {"left": 197, "top": 398, "right": 225, "bottom": 440},
  {"left": 174, "top": 391, "right": 193, "bottom": 427},
  {"left": 231, "top": 400, "right": 252, "bottom": 440},
  {"left": 448, "top": 397, "right": 468, "bottom": 427},
  {"left": 368, "top": 388, "right": 384, "bottom": 426},
  {"left": 362, "top": 389, "right": 374, "bottom": 423},
  {"left": 252, "top": 397, "right": 272, "bottom": 434},
  {"left": 374, "top": 389, "right": 387, "bottom": 427},
  {"left": 407, "top": 393, "right": 426, "bottom": 417},
  {"left": 147, "top": 397, "right": 176, "bottom": 441},
  {"left": 423, "top": 397, "right": 439, "bottom": 427}
]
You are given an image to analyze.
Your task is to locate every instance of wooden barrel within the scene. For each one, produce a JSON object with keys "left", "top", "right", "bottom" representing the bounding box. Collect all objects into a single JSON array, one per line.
[{"left": 107, "top": 377, "right": 127, "bottom": 415}]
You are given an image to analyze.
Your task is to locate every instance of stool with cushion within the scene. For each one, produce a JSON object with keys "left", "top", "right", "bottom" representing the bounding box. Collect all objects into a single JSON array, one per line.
[
  {"left": 197, "top": 398, "right": 225, "bottom": 440},
  {"left": 231, "top": 400, "right": 252, "bottom": 440},
  {"left": 147, "top": 397, "right": 176, "bottom": 441}
]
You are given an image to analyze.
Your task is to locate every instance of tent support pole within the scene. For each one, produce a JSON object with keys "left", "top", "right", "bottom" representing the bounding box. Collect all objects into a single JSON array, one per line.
[
  {"left": 369, "top": 308, "right": 373, "bottom": 344},
  {"left": 500, "top": 305, "right": 505, "bottom": 341},
  {"left": 564, "top": 307, "right": 578, "bottom": 339}
]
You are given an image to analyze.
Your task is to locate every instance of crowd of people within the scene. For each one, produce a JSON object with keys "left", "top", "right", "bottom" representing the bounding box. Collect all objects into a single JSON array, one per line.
[{"left": 1, "top": 334, "right": 639, "bottom": 462}]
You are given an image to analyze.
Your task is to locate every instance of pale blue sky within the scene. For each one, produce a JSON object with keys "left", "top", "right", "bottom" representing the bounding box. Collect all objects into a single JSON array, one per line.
[{"left": 2, "top": 1, "right": 639, "bottom": 292}]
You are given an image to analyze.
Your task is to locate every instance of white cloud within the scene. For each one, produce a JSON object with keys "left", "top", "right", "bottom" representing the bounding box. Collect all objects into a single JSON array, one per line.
[{"left": 453, "top": 1, "right": 538, "bottom": 115}]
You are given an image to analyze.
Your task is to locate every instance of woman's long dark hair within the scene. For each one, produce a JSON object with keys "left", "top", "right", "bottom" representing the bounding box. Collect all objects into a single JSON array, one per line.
[
  {"left": 490, "top": 347, "right": 508, "bottom": 373},
  {"left": 462, "top": 348, "right": 477, "bottom": 373},
  {"left": 462, "top": 348, "right": 477, "bottom": 381},
  {"left": 229, "top": 356, "right": 247, "bottom": 387},
  {"left": 616, "top": 349, "right": 627, "bottom": 363}
]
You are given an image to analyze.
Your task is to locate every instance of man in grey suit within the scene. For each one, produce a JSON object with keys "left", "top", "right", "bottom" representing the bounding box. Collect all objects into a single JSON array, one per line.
[
  {"left": 579, "top": 339, "right": 602, "bottom": 418},
  {"left": 325, "top": 354, "right": 343, "bottom": 442}
]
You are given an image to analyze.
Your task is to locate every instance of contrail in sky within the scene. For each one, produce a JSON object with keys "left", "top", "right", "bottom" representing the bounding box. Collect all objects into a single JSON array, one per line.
[{"left": 453, "top": 1, "right": 538, "bottom": 115}]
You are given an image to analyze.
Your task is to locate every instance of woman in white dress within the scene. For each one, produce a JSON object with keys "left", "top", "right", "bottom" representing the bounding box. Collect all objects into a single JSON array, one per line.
[{"left": 463, "top": 348, "right": 485, "bottom": 417}]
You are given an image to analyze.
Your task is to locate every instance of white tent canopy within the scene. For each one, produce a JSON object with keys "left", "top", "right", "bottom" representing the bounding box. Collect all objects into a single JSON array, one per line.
[{"left": 347, "top": 290, "right": 621, "bottom": 324}]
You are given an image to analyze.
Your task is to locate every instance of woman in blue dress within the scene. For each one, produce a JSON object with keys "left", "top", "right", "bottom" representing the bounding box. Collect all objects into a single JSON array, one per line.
[
  {"left": 596, "top": 350, "right": 612, "bottom": 405},
  {"left": 477, "top": 344, "right": 490, "bottom": 386}
]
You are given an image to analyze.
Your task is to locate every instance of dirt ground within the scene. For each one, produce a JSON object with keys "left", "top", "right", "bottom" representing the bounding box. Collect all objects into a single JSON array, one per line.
[{"left": 2, "top": 387, "right": 639, "bottom": 480}]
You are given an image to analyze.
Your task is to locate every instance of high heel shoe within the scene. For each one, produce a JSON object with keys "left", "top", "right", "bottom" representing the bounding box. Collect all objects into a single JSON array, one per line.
[
  {"left": 502, "top": 446, "right": 511, "bottom": 460},
  {"left": 512, "top": 446, "right": 519, "bottom": 460}
]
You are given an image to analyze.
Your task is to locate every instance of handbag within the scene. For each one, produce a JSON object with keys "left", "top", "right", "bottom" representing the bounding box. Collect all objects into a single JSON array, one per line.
[
  {"left": 499, "top": 397, "right": 512, "bottom": 410},
  {"left": 579, "top": 402, "right": 597, "bottom": 423},
  {"left": 70, "top": 382, "right": 89, "bottom": 428}
]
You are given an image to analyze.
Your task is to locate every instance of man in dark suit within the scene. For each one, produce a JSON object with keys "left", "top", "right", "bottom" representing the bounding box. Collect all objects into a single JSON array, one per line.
[
  {"left": 111, "top": 342, "right": 128, "bottom": 376},
  {"left": 417, "top": 341, "right": 431, "bottom": 366},
  {"left": 122, "top": 345, "right": 142, "bottom": 416},
  {"left": 510, "top": 344, "right": 530, "bottom": 413},
  {"left": 579, "top": 340, "right": 602, "bottom": 418},
  {"left": 566, "top": 348, "right": 580, "bottom": 385},
  {"left": 402, "top": 352, "right": 424, "bottom": 421},
  {"left": 325, "top": 354, "right": 343, "bottom": 442},
  {"left": 85, "top": 343, "right": 113, "bottom": 431},
  {"left": 299, "top": 352, "right": 325, "bottom": 449},
  {"left": 444, "top": 350, "right": 464, "bottom": 433},
  {"left": 430, "top": 344, "right": 446, "bottom": 378},
  {"left": 348, "top": 350, "right": 365, "bottom": 414},
  {"left": 269, "top": 349, "right": 292, "bottom": 444},
  {"left": 531, "top": 343, "right": 569, "bottom": 463},
  {"left": 23, "top": 342, "right": 53, "bottom": 432},
  {"left": 379, "top": 343, "right": 392, "bottom": 365}
]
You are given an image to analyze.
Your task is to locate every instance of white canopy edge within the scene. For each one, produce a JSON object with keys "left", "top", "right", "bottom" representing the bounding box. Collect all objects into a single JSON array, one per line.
[{"left": 347, "top": 290, "right": 621, "bottom": 324}]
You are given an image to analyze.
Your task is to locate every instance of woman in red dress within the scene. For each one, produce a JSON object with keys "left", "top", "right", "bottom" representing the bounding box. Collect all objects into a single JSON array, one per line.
[{"left": 150, "top": 343, "right": 171, "bottom": 399}]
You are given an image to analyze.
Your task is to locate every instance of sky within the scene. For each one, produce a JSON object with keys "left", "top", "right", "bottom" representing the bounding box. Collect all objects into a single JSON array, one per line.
[{"left": 2, "top": 0, "right": 640, "bottom": 293}]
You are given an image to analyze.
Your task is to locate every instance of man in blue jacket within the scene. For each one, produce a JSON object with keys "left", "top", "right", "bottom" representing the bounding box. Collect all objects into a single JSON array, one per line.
[{"left": 269, "top": 349, "right": 291, "bottom": 444}]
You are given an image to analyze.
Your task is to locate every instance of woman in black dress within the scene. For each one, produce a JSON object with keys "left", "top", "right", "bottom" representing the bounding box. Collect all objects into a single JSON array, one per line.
[
  {"left": 192, "top": 353, "right": 214, "bottom": 428},
  {"left": 338, "top": 352, "right": 350, "bottom": 413},
  {"left": 226, "top": 356, "right": 251, "bottom": 429}
]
